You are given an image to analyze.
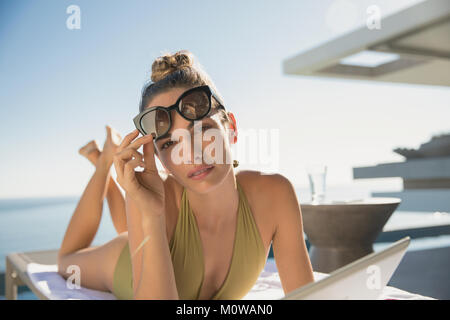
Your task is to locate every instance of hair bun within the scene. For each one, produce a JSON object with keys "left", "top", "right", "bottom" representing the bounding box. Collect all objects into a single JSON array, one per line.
[{"left": 151, "top": 50, "right": 194, "bottom": 82}]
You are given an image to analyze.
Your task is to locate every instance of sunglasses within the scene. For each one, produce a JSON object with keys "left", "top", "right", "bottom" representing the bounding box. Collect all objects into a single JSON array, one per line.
[{"left": 133, "top": 85, "right": 225, "bottom": 142}]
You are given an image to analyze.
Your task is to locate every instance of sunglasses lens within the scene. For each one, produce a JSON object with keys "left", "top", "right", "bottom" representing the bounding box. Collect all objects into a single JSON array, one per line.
[
  {"left": 141, "top": 108, "right": 170, "bottom": 138},
  {"left": 178, "top": 90, "right": 210, "bottom": 120}
]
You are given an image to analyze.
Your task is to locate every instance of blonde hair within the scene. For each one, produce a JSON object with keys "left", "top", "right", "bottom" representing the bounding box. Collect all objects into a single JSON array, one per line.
[{"left": 139, "top": 50, "right": 228, "bottom": 126}]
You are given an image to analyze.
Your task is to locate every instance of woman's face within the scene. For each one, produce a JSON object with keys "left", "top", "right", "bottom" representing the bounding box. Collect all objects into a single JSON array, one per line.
[{"left": 145, "top": 87, "right": 236, "bottom": 194}]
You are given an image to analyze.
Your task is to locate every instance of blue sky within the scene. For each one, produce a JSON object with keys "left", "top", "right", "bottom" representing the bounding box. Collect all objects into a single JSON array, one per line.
[{"left": 1, "top": 0, "right": 449, "bottom": 198}]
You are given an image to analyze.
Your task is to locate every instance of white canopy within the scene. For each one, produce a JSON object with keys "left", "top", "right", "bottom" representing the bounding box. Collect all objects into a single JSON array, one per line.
[{"left": 283, "top": 0, "right": 450, "bottom": 87}]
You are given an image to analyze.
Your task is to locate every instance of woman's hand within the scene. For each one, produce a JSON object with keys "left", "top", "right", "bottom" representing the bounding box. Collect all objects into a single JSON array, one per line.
[{"left": 113, "top": 129, "right": 165, "bottom": 217}]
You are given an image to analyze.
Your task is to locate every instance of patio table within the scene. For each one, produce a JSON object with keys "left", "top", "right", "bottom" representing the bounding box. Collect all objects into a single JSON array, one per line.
[{"left": 301, "top": 198, "right": 401, "bottom": 273}]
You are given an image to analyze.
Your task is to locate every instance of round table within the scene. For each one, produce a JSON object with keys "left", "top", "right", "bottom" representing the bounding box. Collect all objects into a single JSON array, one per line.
[{"left": 301, "top": 198, "right": 401, "bottom": 273}]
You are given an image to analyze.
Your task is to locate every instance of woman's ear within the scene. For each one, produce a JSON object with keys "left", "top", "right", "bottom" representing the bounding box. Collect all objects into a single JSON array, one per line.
[{"left": 227, "top": 112, "right": 237, "bottom": 144}]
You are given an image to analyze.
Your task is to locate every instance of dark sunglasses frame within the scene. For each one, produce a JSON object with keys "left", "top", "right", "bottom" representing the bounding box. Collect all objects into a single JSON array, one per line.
[{"left": 133, "top": 85, "right": 225, "bottom": 142}]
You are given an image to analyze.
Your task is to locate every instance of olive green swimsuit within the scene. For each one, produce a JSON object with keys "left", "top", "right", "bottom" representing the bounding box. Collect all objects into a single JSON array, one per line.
[{"left": 112, "top": 181, "right": 267, "bottom": 299}]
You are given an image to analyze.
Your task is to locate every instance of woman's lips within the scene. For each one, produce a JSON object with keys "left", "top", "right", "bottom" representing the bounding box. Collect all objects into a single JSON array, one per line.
[{"left": 188, "top": 165, "right": 215, "bottom": 180}]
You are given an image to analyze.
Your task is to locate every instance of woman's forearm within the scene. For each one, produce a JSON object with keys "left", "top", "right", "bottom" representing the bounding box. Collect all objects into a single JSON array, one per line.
[
  {"left": 105, "top": 177, "right": 127, "bottom": 234},
  {"left": 130, "top": 210, "right": 178, "bottom": 300},
  {"left": 59, "top": 164, "right": 111, "bottom": 257},
  {"left": 125, "top": 195, "right": 178, "bottom": 299}
]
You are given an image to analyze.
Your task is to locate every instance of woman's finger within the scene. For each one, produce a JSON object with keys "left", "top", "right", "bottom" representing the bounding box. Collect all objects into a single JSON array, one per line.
[
  {"left": 123, "top": 157, "right": 145, "bottom": 187},
  {"left": 114, "top": 148, "right": 143, "bottom": 168},
  {"left": 117, "top": 148, "right": 144, "bottom": 162},
  {"left": 117, "top": 129, "right": 139, "bottom": 153},
  {"left": 113, "top": 148, "right": 143, "bottom": 181},
  {"left": 142, "top": 134, "right": 158, "bottom": 172},
  {"left": 127, "top": 133, "right": 155, "bottom": 151}
]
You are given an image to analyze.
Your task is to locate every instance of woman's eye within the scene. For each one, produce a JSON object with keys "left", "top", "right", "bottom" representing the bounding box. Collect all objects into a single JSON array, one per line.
[{"left": 161, "top": 140, "right": 174, "bottom": 150}]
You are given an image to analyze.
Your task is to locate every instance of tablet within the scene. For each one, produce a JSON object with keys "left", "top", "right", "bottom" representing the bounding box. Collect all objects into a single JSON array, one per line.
[{"left": 281, "top": 237, "right": 410, "bottom": 300}]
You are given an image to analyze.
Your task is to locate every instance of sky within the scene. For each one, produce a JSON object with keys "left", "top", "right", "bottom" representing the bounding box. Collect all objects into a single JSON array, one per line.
[{"left": 1, "top": 0, "right": 449, "bottom": 199}]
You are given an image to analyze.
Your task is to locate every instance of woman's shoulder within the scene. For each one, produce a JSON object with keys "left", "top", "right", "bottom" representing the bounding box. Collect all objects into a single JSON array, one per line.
[
  {"left": 236, "top": 170, "right": 297, "bottom": 210},
  {"left": 236, "top": 170, "right": 297, "bottom": 243},
  {"left": 236, "top": 170, "right": 294, "bottom": 195}
]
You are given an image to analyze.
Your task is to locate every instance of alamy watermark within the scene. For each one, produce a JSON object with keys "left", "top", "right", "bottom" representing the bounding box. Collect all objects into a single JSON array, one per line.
[
  {"left": 158, "top": 120, "right": 279, "bottom": 173},
  {"left": 66, "top": 5, "right": 81, "bottom": 30},
  {"left": 366, "top": 5, "right": 381, "bottom": 30},
  {"left": 66, "top": 265, "right": 81, "bottom": 289},
  {"left": 366, "top": 264, "right": 381, "bottom": 290}
]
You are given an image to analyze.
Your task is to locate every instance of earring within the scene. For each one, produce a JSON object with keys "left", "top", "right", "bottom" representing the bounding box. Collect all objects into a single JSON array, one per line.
[{"left": 233, "top": 159, "right": 239, "bottom": 168}]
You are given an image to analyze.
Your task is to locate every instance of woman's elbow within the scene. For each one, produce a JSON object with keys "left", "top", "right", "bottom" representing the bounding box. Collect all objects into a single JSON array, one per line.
[{"left": 57, "top": 256, "right": 68, "bottom": 280}]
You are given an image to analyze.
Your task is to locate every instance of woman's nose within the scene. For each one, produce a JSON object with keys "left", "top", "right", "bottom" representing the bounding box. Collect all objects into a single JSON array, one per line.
[
  {"left": 186, "top": 147, "right": 203, "bottom": 164},
  {"left": 184, "top": 137, "right": 208, "bottom": 165}
]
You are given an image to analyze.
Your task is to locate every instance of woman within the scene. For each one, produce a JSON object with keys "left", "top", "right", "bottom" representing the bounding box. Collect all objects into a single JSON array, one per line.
[{"left": 58, "top": 50, "right": 314, "bottom": 300}]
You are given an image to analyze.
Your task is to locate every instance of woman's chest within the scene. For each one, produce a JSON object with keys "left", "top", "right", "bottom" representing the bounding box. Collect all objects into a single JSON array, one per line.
[
  {"left": 196, "top": 207, "right": 273, "bottom": 299},
  {"left": 165, "top": 179, "right": 276, "bottom": 299}
]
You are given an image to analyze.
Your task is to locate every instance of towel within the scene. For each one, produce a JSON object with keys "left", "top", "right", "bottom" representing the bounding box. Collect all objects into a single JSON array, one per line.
[
  {"left": 26, "top": 263, "right": 116, "bottom": 300},
  {"left": 26, "top": 259, "right": 434, "bottom": 300}
]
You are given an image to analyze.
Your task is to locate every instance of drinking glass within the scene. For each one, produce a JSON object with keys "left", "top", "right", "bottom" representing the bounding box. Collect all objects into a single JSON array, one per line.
[{"left": 306, "top": 163, "right": 327, "bottom": 204}]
